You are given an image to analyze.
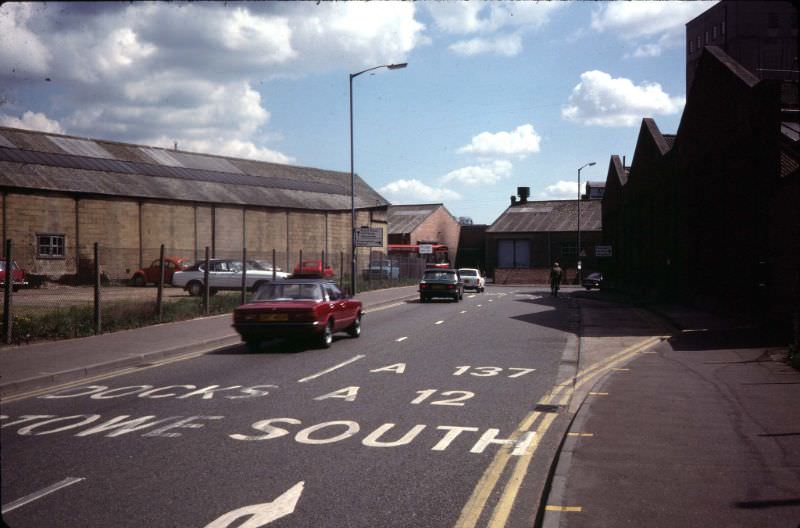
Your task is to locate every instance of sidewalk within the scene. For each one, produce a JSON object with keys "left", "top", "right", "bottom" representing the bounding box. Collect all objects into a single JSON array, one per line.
[
  {"left": 0, "top": 285, "right": 419, "bottom": 398},
  {"left": 542, "top": 292, "right": 800, "bottom": 527}
]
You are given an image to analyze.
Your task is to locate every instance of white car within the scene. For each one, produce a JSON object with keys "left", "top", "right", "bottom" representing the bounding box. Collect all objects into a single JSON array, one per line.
[
  {"left": 458, "top": 268, "right": 485, "bottom": 292},
  {"left": 172, "top": 259, "right": 290, "bottom": 296}
]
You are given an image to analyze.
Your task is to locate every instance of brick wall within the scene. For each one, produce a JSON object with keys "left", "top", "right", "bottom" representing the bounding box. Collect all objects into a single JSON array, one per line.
[{"left": 410, "top": 206, "right": 461, "bottom": 259}]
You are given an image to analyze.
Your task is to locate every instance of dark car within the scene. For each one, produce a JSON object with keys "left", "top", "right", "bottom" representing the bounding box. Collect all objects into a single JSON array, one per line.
[
  {"left": 582, "top": 272, "right": 603, "bottom": 290},
  {"left": 232, "top": 279, "right": 362, "bottom": 351},
  {"left": 130, "top": 256, "right": 189, "bottom": 286},
  {"left": 418, "top": 268, "right": 463, "bottom": 302}
]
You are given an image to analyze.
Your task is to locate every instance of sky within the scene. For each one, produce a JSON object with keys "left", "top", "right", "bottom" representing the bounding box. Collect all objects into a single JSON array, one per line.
[{"left": 0, "top": 1, "right": 716, "bottom": 225}]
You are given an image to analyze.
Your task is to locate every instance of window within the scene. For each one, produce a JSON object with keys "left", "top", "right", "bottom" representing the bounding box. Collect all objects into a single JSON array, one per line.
[
  {"left": 689, "top": 39, "right": 694, "bottom": 53},
  {"left": 497, "top": 239, "right": 530, "bottom": 268},
  {"left": 704, "top": 30, "right": 709, "bottom": 44},
  {"left": 712, "top": 25, "right": 717, "bottom": 39},
  {"left": 696, "top": 35, "right": 701, "bottom": 49},
  {"left": 561, "top": 242, "right": 577, "bottom": 258},
  {"left": 37, "top": 234, "right": 65, "bottom": 258}
]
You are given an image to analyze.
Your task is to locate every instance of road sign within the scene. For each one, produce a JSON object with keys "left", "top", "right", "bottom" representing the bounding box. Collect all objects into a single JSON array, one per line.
[
  {"left": 595, "top": 245, "right": 612, "bottom": 257},
  {"left": 355, "top": 227, "right": 383, "bottom": 247},
  {"left": 418, "top": 244, "right": 433, "bottom": 254}
]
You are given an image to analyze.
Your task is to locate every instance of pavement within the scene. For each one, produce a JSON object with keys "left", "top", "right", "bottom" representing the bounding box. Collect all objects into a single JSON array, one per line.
[
  {"left": 0, "top": 284, "right": 419, "bottom": 398},
  {"left": 2, "top": 284, "right": 798, "bottom": 526}
]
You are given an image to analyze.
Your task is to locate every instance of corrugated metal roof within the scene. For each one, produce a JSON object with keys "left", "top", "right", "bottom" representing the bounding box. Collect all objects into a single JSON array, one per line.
[
  {"left": 0, "top": 133, "right": 16, "bottom": 149},
  {"left": 0, "top": 127, "right": 389, "bottom": 211},
  {"left": 487, "top": 200, "right": 601, "bottom": 233},
  {"left": 140, "top": 147, "right": 184, "bottom": 167},
  {"left": 171, "top": 150, "right": 244, "bottom": 174},
  {"left": 49, "top": 136, "right": 114, "bottom": 159},
  {"left": 387, "top": 204, "right": 441, "bottom": 234}
]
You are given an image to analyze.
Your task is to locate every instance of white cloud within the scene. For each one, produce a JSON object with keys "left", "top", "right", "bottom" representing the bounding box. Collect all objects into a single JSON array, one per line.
[
  {"left": 441, "top": 160, "right": 513, "bottom": 186},
  {"left": 449, "top": 34, "right": 522, "bottom": 57},
  {"left": 591, "top": 1, "right": 716, "bottom": 58},
  {"left": 539, "top": 180, "right": 579, "bottom": 200},
  {"left": 561, "top": 70, "right": 685, "bottom": 127},
  {"left": 0, "top": 111, "right": 64, "bottom": 134},
  {"left": 0, "top": 4, "right": 51, "bottom": 76},
  {"left": 459, "top": 124, "right": 542, "bottom": 157},
  {"left": 379, "top": 179, "right": 462, "bottom": 203},
  {"left": 148, "top": 136, "right": 293, "bottom": 165},
  {"left": 427, "top": 2, "right": 562, "bottom": 34}
]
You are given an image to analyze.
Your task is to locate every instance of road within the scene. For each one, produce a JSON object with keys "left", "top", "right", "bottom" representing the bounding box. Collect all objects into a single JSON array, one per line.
[{"left": 1, "top": 286, "right": 608, "bottom": 527}]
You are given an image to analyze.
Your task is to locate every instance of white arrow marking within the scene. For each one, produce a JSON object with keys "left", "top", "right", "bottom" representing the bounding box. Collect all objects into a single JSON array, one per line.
[{"left": 205, "top": 481, "right": 304, "bottom": 528}]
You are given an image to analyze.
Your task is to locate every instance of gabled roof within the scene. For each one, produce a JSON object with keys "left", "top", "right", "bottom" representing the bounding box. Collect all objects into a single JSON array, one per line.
[
  {"left": 387, "top": 203, "right": 445, "bottom": 234},
  {"left": 486, "top": 199, "right": 601, "bottom": 233},
  {"left": 0, "top": 126, "right": 389, "bottom": 211},
  {"left": 642, "top": 118, "right": 673, "bottom": 156},
  {"left": 605, "top": 155, "right": 628, "bottom": 188}
]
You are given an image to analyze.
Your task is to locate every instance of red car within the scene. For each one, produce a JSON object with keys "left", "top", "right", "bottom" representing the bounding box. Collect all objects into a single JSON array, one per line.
[
  {"left": 233, "top": 279, "right": 362, "bottom": 351},
  {"left": 292, "top": 260, "right": 334, "bottom": 278},
  {"left": 0, "top": 260, "right": 27, "bottom": 292},
  {"left": 130, "top": 256, "right": 189, "bottom": 286}
]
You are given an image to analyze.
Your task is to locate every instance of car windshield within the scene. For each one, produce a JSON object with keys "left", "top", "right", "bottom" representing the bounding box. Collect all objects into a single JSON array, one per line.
[
  {"left": 254, "top": 283, "right": 323, "bottom": 301},
  {"left": 423, "top": 271, "right": 455, "bottom": 280},
  {"left": 459, "top": 270, "right": 478, "bottom": 276}
]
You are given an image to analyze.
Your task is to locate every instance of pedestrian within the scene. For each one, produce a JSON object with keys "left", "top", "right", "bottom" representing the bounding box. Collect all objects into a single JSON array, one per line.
[{"left": 550, "top": 261, "right": 563, "bottom": 297}]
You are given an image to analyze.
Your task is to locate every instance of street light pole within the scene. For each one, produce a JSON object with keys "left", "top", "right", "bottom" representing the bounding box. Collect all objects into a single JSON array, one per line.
[
  {"left": 349, "top": 62, "right": 407, "bottom": 295},
  {"left": 577, "top": 161, "right": 596, "bottom": 287}
]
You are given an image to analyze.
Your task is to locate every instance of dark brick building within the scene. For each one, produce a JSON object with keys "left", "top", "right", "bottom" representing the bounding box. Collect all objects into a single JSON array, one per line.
[{"left": 602, "top": 45, "right": 800, "bottom": 325}]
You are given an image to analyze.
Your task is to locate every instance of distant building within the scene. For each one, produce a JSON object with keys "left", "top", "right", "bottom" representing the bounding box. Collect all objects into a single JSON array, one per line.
[
  {"left": 0, "top": 126, "right": 389, "bottom": 281},
  {"left": 585, "top": 181, "right": 606, "bottom": 200},
  {"left": 387, "top": 203, "right": 461, "bottom": 256},
  {"left": 455, "top": 224, "right": 488, "bottom": 271},
  {"left": 686, "top": 0, "right": 798, "bottom": 91},
  {"left": 485, "top": 187, "right": 602, "bottom": 284}
]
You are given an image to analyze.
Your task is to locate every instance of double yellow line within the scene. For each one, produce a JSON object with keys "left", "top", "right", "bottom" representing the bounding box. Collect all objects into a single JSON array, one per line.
[{"left": 454, "top": 334, "right": 667, "bottom": 528}]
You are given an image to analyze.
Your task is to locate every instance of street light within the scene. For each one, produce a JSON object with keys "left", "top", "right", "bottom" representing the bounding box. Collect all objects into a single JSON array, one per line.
[
  {"left": 349, "top": 62, "right": 407, "bottom": 295},
  {"left": 577, "top": 161, "right": 596, "bottom": 287}
]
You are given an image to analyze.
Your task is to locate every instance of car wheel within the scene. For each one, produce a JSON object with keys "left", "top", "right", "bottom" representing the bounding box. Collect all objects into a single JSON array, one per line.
[
  {"left": 131, "top": 275, "right": 146, "bottom": 287},
  {"left": 319, "top": 320, "right": 334, "bottom": 348},
  {"left": 347, "top": 315, "right": 362, "bottom": 338},
  {"left": 12, "top": 285, "right": 19, "bottom": 293},
  {"left": 187, "top": 281, "right": 203, "bottom": 297},
  {"left": 420, "top": 295, "right": 427, "bottom": 303}
]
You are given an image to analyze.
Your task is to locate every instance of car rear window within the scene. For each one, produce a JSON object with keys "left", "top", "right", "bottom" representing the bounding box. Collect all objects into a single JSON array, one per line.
[
  {"left": 459, "top": 270, "right": 477, "bottom": 276},
  {"left": 423, "top": 271, "right": 455, "bottom": 280},
  {"left": 254, "top": 283, "right": 323, "bottom": 301}
]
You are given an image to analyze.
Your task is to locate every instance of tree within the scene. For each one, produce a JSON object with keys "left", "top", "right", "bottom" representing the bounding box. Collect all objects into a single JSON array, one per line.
[{"left": 458, "top": 216, "right": 474, "bottom": 225}]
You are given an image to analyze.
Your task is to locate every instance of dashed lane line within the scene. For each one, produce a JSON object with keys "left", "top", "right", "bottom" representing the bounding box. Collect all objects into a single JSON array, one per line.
[
  {"left": 435, "top": 320, "right": 445, "bottom": 325},
  {"left": 396, "top": 337, "right": 408, "bottom": 342}
]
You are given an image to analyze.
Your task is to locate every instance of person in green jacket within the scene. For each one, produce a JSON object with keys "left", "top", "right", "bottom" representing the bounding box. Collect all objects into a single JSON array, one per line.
[{"left": 550, "top": 261, "right": 563, "bottom": 297}]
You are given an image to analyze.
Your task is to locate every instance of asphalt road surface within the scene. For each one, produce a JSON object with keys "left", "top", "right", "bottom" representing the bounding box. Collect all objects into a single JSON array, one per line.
[{"left": 1, "top": 286, "right": 581, "bottom": 528}]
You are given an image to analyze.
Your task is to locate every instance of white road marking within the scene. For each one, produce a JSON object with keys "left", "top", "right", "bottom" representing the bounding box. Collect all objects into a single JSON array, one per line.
[
  {"left": 365, "top": 301, "right": 407, "bottom": 313},
  {"left": 205, "top": 481, "right": 304, "bottom": 528},
  {"left": 488, "top": 300, "right": 493, "bottom": 302},
  {"left": 460, "top": 310, "right": 467, "bottom": 314},
  {"left": 435, "top": 320, "right": 445, "bottom": 325},
  {"left": 477, "top": 304, "right": 483, "bottom": 307},
  {"left": 396, "top": 337, "right": 408, "bottom": 342},
  {"left": 297, "top": 355, "right": 366, "bottom": 383},
  {"left": 468, "top": 295, "right": 476, "bottom": 298},
  {"left": 2, "top": 477, "right": 85, "bottom": 514}
]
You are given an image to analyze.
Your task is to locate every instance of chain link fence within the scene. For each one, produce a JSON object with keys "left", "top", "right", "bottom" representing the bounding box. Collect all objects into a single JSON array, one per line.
[{"left": 1, "top": 240, "right": 429, "bottom": 345}]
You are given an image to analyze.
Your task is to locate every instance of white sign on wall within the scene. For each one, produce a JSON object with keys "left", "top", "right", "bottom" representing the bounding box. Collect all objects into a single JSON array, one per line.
[
  {"left": 418, "top": 244, "right": 433, "bottom": 255},
  {"left": 595, "top": 245, "right": 613, "bottom": 257}
]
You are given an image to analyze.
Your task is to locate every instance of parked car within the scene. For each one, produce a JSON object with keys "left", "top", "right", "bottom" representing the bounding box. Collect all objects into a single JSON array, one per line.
[
  {"left": 130, "top": 256, "right": 190, "bottom": 286},
  {"left": 363, "top": 260, "right": 400, "bottom": 280},
  {"left": 293, "top": 260, "right": 334, "bottom": 278},
  {"left": 458, "top": 268, "right": 485, "bottom": 292},
  {"left": 582, "top": 272, "right": 603, "bottom": 290},
  {"left": 232, "top": 279, "right": 362, "bottom": 351},
  {"left": 0, "top": 260, "right": 28, "bottom": 292},
  {"left": 418, "top": 268, "right": 463, "bottom": 302},
  {"left": 172, "top": 258, "right": 290, "bottom": 296}
]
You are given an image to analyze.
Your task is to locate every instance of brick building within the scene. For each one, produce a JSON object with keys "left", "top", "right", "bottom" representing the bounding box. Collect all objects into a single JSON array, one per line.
[
  {"left": 0, "top": 126, "right": 390, "bottom": 282},
  {"left": 387, "top": 203, "right": 461, "bottom": 257},
  {"left": 485, "top": 188, "right": 602, "bottom": 284},
  {"left": 602, "top": 45, "right": 799, "bottom": 323},
  {"left": 686, "top": 0, "right": 798, "bottom": 91}
]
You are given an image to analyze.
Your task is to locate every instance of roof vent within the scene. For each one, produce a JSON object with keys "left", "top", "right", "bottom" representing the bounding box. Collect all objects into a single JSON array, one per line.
[
  {"left": 517, "top": 186, "right": 530, "bottom": 204},
  {"left": 511, "top": 196, "right": 517, "bottom": 205}
]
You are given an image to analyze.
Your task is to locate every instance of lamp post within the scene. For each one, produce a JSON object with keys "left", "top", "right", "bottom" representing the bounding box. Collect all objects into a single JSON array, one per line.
[
  {"left": 349, "top": 62, "right": 407, "bottom": 295},
  {"left": 577, "top": 161, "right": 596, "bottom": 287}
]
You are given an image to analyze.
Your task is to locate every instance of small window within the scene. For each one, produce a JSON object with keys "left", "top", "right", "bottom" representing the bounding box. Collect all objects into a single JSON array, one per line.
[
  {"left": 721, "top": 20, "right": 726, "bottom": 35},
  {"left": 697, "top": 35, "right": 701, "bottom": 49},
  {"left": 704, "top": 30, "right": 709, "bottom": 44},
  {"left": 768, "top": 13, "right": 779, "bottom": 29},
  {"left": 37, "top": 234, "right": 65, "bottom": 258},
  {"left": 712, "top": 25, "right": 718, "bottom": 39},
  {"left": 689, "top": 39, "right": 694, "bottom": 53}
]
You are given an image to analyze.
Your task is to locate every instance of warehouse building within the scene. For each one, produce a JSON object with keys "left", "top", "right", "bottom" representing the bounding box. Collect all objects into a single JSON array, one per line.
[{"left": 0, "top": 126, "right": 389, "bottom": 282}]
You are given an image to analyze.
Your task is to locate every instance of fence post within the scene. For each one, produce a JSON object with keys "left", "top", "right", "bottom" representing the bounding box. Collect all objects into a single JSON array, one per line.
[
  {"left": 241, "top": 246, "right": 247, "bottom": 305},
  {"left": 157, "top": 244, "right": 165, "bottom": 322},
  {"left": 272, "top": 249, "right": 276, "bottom": 281},
  {"left": 94, "top": 242, "right": 101, "bottom": 335},
  {"left": 203, "top": 246, "right": 210, "bottom": 315},
  {"left": 3, "top": 240, "right": 13, "bottom": 345},
  {"left": 321, "top": 250, "right": 325, "bottom": 271},
  {"left": 299, "top": 249, "right": 303, "bottom": 273},
  {"left": 339, "top": 251, "right": 344, "bottom": 292}
]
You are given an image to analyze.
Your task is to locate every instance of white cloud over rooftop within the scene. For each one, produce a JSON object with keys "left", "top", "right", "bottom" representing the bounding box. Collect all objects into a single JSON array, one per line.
[{"left": 459, "top": 124, "right": 542, "bottom": 158}]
